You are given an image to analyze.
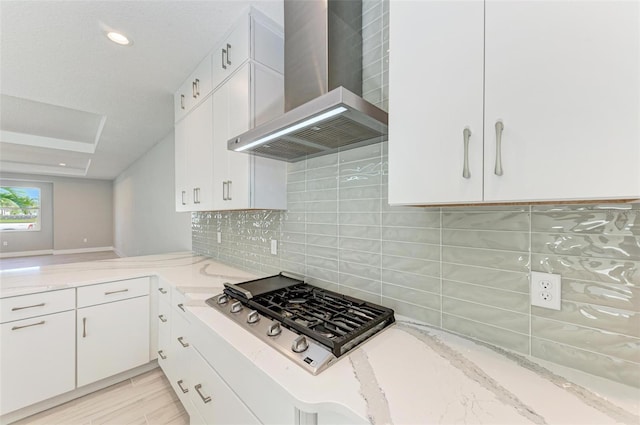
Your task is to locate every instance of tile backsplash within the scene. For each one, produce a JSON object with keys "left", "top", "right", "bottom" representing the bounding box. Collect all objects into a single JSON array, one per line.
[
  {"left": 193, "top": 0, "right": 638, "bottom": 389},
  {"left": 192, "top": 145, "right": 639, "bottom": 388}
]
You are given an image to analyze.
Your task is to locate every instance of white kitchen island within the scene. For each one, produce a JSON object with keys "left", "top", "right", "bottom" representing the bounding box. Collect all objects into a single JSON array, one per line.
[{"left": 1, "top": 252, "right": 638, "bottom": 425}]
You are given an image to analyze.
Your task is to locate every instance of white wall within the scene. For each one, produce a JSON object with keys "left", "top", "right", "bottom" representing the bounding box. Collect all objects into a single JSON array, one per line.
[{"left": 113, "top": 131, "right": 191, "bottom": 257}]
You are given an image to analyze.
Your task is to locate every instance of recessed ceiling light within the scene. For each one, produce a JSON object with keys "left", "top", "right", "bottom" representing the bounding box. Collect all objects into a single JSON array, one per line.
[
  {"left": 59, "top": 163, "right": 66, "bottom": 167},
  {"left": 107, "top": 31, "right": 130, "bottom": 46}
]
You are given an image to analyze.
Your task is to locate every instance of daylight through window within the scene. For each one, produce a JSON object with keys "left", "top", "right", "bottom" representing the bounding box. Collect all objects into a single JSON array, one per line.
[{"left": 0, "top": 187, "right": 41, "bottom": 232}]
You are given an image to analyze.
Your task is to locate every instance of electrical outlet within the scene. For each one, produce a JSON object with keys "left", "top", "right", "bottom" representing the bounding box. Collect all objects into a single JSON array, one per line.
[
  {"left": 270, "top": 240, "right": 278, "bottom": 256},
  {"left": 2, "top": 241, "right": 7, "bottom": 246},
  {"left": 531, "top": 271, "right": 562, "bottom": 310},
  {"left": 217, "top": 232, "right": 221, "bottom": 244}
]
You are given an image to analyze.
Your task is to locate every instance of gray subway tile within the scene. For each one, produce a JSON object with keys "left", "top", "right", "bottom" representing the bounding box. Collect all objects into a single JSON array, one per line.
[
  {"left": 531, "top": 233, "right": 640, "bottom": 261},
  {"left": 442, "top": 246, "right": 530, "bottom": 273},
  {"left": 287, "top": 181, "right": 306, "bottom": 193},
  {"left": 306, "top": 255, "right": 339, "bottom": 271},
  {"left": 443, "top": 211, "right": 530, "bottom": 231},
  {"left": 306, "top": 189, "right": 337, "bottom": 202},
  {"left": 306, "top": 244, "right": 338, "bottom": 261},
  {"left": 339, "top": 224, "right": 381, "bottom": 240},
  {"left": 382, "top": 226, "right": 440, "bottom": 244},
  {"left": 306, "top": 234, "right": 338, "bottom": 248},
  {"left": 382, "top": 211, "right": 440, "bottom": 228},
  {"left": 306, "top": 200, "right": 337, "bottom": 213},
  {"left": 531, "top": 337, "right": 640, "bottom": 388},
  {"left": 281, "top": 260, "right": 305, "bottom": 275},
  {"left": 532, "top": 208, "right": 639, "bottom": 236},
  {"left": 340, "top": 237, "right": 381, "bottom": 253},
  {"left": 288, "top": 170, "right": 305, "bottom": 183},
  {"left": 531, "top": 316, "right": 640, "bottom": 363},
  {"left": 339, "top": 199, "right": 381, "bottom": 213},
  {"left": 340, "top": 285, "right": 381, "bottom": 304},
  {"left": 442, "top": 314, "right": 529, "bottom": 354},
  {"left": 307, "top": 177, "right": 337, "bottom": 191},
  {"left": 306, "top": 266, "right": 339, "bottom": 285},
  {"left": 532, "top": 300, "right": 640, "bottom": 338},
  {"left": 532, "top": 254, "right": 639, "bottom": 286},
  {"left": 442, "top": 280, "right": 530, "bottom": 314},
  {"left": 381, "top": 269, "right": 440, "bottom": 294},
  {"left": 306, "top": 212, "right": 337, "bottom": 224},
  {"left": 340, "top": 273, "right": 381, "bottom": 295},
  {"left": 382, "top": 298, "right": 441, "bottom": 327},
  {"left": 340, "top": 249, "right": 380, "bottom": 267},
  {"left": 382, "top": 240, "right": 439, "bottom": 261},
  {"left": 339, "top": 174, "right": 383, "bottom": 188},
  {"left": 339, "top": 185, "right": 381, "bottom": 200},
  {"left": 382, "top": 284, "right": 440, "bottom": 311},
  {"left": 561, "top": 278, "right": 639, "bottom": 312},
  {"left": 443, "top": 229, "right": 529, "bottom": 252},
  {"left": 306, "top": 152, "right": 338, "bottom": 169},
  {"left": 307, "top": 165, "right": 339, "bottom": 180},
  {"left": 339, "top": 212, "right": 381, "bottom": 226},
  {"left": 442, "top": 297, "right": 529, "bottom": 335},
  {"left": 381, "top": 255, "right": 440, "bottom": 278},
  {"left": 340, "top": 260, "right": 381, "bottom": 281}
]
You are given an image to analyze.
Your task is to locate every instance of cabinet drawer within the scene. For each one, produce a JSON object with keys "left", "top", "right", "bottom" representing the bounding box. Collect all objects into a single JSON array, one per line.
[
  {"left": 0, "top": 288, "right": 75, "bottom": 323},
  {"left": 77, "top": 277, "right": 150, "bottom": 308}
]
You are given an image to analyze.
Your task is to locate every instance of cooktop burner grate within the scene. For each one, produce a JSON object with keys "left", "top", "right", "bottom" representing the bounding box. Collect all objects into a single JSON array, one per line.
[{"left": 240, "top": 282, "right": 394, "bottom": 357}]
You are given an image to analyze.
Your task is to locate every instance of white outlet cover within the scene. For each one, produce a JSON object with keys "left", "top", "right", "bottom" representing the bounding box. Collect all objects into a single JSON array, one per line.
[
  {"left": 531, "top": 271, "right": 562, "bottom": 310},
  {"left": 217, "top": 232, "right": 221, "bottom": 244},
  {"left": 270, "top": 240, "right": 278, "bottom": 256}
]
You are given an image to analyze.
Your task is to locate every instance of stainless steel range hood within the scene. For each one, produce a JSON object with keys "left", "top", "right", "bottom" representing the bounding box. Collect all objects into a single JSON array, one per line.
[{"left": 228, "top": 0, "right": 388, "bottom": 162}]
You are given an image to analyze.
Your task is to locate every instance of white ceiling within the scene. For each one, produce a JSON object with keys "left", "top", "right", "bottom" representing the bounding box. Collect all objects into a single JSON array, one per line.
[{"left": 0, "top": 0, "right": 283, "bottom": 180}]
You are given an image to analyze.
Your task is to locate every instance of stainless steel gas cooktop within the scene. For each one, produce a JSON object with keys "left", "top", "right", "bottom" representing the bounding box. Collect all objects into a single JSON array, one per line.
[{"left": 205, "top": 272, "right": 395, "bottom": 375}]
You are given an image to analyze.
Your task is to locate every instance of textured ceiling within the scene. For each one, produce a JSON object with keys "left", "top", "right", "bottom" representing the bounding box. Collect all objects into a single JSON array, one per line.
[{"left": 0, "top": 0, "right": 283, "bottom": 180}]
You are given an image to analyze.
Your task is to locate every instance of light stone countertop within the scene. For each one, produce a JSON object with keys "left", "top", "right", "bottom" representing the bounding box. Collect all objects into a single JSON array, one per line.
[{"left": 1, "top": 252, "right": 638, "bottom": 424}]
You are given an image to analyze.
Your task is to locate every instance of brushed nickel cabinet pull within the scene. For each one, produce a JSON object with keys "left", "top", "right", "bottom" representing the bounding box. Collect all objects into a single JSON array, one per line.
[
  {"left": 227, "top": 180, "right": 232, "bottom": 201},
  {"left": 12, "top": 320, "right": 45, "bottom": 331},
  {"left": 181, "top": 190, "right": 186, "bottom": 206},
  {"left": 494, "top": 121, "right": 504, "bottom": 176},
  {"left": 192, "top": 81, "right": 197, "bottom": 98},
  {"left": 105, "top": 288, "right": 129, "bottom": 296},
  {"left": 82, "top": 317, "right": 87, "bottom": 338},
  {"left": 226, "top": 43, "right": 232, "bottom": 65},
  {"left": 158, "top": 350, "right": 167, "bottom": 360},
  {"left": 11, "top": 302, "right": 45, "bottom": 311},
  {"left": 177, "top": 379, "right": 189, "bottom": 393},
  {"left": 177, "top": 336, "right": 189, "bottom": 348},
  {"left": 195, "top": 384, "right": 212, "bottom": 403},
  {"left": 221, "top": 48, "right": 227, "bottom": 70},
  {"left": 158, "top": 314, "right": 167, "bottom": 323},
  {"left": 177, "top": 303, "right": 185, "bottom": 312},
  {"left": 462, "top": 128, "right": 471, "bottom": 179},
  {"left": 222, "top": 181, "right": 228, "bottom": 201},
  {"left": 158, "top": 287, "right": 167, "bottom": 294},
  {"left": 195, "top": 78, "right": 200, "bottom": 96},
  {"left": 180, "top": 94, "right": 185, "bottom": 110}
]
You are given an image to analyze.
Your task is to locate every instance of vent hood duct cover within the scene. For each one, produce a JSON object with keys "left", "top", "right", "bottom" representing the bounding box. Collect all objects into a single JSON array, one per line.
[{"left": 228, "top": 0, "right": 388, "bottom": 162}]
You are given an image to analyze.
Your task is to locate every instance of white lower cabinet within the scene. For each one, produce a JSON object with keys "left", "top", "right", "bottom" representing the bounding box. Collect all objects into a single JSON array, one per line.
[
  {"left": 188, "top": 347, "right": 260, "bottom": 425},
  {"left": 77, "top": 294, "right": 150, "bottom": 387},
  {"left": 0, "top": 309, "right": 75, "bottom": 414}
]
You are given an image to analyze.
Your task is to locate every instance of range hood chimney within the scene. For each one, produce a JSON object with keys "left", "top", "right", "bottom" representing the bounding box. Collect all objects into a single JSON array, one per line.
[{"left": 228, "top": 0, "right": 388, "bottom": 162}]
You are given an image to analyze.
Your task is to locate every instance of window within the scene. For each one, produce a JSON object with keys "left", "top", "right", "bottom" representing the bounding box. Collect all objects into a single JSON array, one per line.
[{"left": 0, "top": 187, "right": 41, "bottom": 232}]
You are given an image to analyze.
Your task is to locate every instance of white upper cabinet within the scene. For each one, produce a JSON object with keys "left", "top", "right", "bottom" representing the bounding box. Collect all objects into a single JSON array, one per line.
[
  {"left": 174, "top": 8, "right": 286, "bottom": 212},
  {"left": 389, "top": 0, "right": 640, "bottom": 205},
  {"left": 174, "top": 55, "right": 213, "bottom": 123}
]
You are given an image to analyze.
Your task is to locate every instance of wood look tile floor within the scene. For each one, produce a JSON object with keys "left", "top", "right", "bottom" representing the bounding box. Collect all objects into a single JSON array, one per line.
[
  {"left": 0, "top": 251, "right": 120, "bottom": 270},
  {"left": 13, "top": 368, "right": 189, "bottom": 425}
]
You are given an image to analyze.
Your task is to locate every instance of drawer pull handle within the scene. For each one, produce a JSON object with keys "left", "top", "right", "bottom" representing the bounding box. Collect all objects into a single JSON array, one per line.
[
  {"left": 177, "top": 379, "right": 189, "bottom": 393},
  {"left": 181, "top": 190, "right": 186, "bottom": 206},
  {"left": 158, "top": 287, "right": 167, "bottom": 294},
  {"left": 226, "top": 43, "right": 232, "bottom": 65},
  {"left": 180, "top": 94, "right": 185, "bottom": 110},
  {"left": 494, "top": 121, "right": 504, "bottom": 176},
  {"left": 158, "top": 314, "right": 167, "bottom": 323},
  {"left": 462, "top": 128, "right": 471, "bottom": 179},
  {"left": 177, "top": 336, "right": 189, "bottom": 348},
  {"left": 195, "top": 384, "right": 212, "bottom": 404},
  {"left": 195, "top": 78, "right": 200, "bottom": 96},
  {"left": 221, "top": 48, "right": 227, "bottom": 70},
  {"left": 158, "top": 350, "right": 167, "bottom": 360},
  {"left": 12, "top": 320, "right": 45, "bottom": 331},
  {"left": 192, "top": 81, "right": 197, "bottom": 99},
  {"left": 82, "top": 317, "right": 87, "bottom": 338},
  {"left": 11, "top": 302, "right": 45, "bottom": 311},
  {"left": 177, "top": 303, "right": 185, "bottom": 312},
  {"left": 105, "top": 289, "right": 129, "bottom": 296}
]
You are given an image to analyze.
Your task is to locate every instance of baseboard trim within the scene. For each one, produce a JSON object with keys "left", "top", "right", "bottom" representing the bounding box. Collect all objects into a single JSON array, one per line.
[
  {"left": 0, "top": 362, "right": 159, "bottom": 423},
  {"left": 53, "top": 246, "right": 115, "bottom": 255},
  {"left": 0, "top": 249, "right": 53, "bottom": 258}
]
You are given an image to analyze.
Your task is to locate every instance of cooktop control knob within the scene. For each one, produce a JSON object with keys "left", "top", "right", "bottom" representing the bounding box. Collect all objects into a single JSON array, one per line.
[
  {"left": 230, "top": 301, "right": 243, "bottom": 313},
  {"left": 291, "top": 335, "right": 309, "bottom": 353},
  {"left": 217, "top": 294, "right": 229, "bottom": 305},
  {"left": 247, "top": 310, "right": 260, "bottom": 324},
  {"left": 267, "top": 322, "right": 282, "bottom": 337}
]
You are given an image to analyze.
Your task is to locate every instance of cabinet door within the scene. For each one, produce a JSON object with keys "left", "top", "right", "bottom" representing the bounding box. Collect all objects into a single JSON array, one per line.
[
  {"left": 0, "top": 310, "right": 75, "bottom": 414},
  {"left": 77, "top": 296, "right": 150, "bottom": 387},
  {"left": 212, "top": 79, "right": 230, "bottom": 210},
  {"left": 188, "top": 347, "right": 261, "bottom": 425},
  {"left": 175, "top": 117, "right": 190, "bottom": 211},
  {"left": 388, "top": 0, "right": 484, "bottom": 205},
  {"left": 225, "top": 64, "right": 252, "bottom": 210},
  {"left": 187, "top": 96, "right": 215, "bottom": 211},
  {"left": 484, "top": 0, "right": 640, "bottom": 202},
  {"left": 212, "top": 15, "right": 250, "bottom": 90}
]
